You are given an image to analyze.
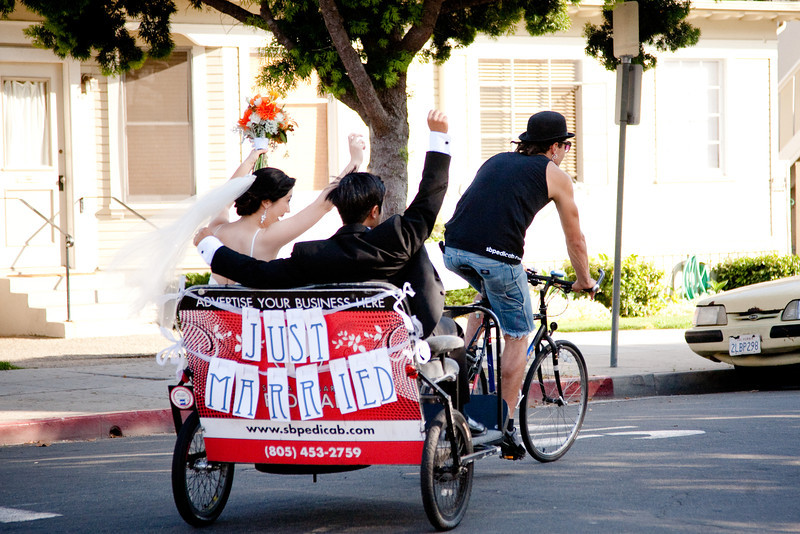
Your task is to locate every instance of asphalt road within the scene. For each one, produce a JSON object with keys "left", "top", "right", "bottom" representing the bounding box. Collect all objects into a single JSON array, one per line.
[{"left": 1, "top": 390, "right": 799, "bottom": 533}]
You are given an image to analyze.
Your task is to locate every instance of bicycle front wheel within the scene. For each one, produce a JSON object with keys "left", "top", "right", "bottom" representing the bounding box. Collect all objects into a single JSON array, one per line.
[{"left": 520, "top": 340, "right": 588, "bottom": 462}]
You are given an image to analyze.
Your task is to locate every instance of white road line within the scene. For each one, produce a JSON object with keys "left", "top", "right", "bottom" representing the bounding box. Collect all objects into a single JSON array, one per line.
[
  {"left": 0, "top": 506, "right": 61, "bottom": 523},
  {"left": 606, "top": 430, "right": 706, "bottom": 439}
]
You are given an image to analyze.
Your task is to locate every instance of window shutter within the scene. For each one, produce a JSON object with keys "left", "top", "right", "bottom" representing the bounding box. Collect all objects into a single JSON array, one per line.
[
  {"left": 125, "top": 52, "right": 193, "bottom": 199},
  {"left": 478, "top": 59, "right": 578, "bottom": 179}
]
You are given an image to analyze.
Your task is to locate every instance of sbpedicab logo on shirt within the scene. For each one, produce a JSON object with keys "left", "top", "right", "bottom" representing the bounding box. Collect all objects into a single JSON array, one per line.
[{"left": 203, "top": 306, "right": 400, "bottom": 421}]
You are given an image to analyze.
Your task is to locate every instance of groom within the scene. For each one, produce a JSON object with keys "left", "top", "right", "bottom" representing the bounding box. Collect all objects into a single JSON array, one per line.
[{"left": 193, "top": 110, "right": 450, "bottom": 338}]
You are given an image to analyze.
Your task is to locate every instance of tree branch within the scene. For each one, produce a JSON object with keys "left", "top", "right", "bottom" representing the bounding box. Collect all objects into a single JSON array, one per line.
[
  {"left": 197, "top": 0, "right": 258, "bottom": 25},
  {"left": 259, "top": 1, "right": 295, "bottom": 52},
  {"left": 441, "top": 0, "right": 498, "bottom": 15},
  {"left": 318, "top": 0, "right": 390, "bottom": 134},
  {"left": 400, "top": 0, "right": 446, "bottom": 53}
]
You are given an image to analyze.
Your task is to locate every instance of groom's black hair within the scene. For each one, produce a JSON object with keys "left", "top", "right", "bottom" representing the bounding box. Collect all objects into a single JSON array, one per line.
[{"left": 327, "top": 172, "right": 385, "bottom": 224}]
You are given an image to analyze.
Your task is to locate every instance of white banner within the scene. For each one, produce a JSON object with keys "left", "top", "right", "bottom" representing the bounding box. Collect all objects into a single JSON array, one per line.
[{"left": 201, "top": 417, "right": 426, "bottom": 442}]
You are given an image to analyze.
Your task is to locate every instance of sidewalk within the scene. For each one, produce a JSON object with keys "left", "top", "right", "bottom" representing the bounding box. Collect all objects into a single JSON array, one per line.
[{"left": 0, "top": 329, "right": 737, "bottom": 446}]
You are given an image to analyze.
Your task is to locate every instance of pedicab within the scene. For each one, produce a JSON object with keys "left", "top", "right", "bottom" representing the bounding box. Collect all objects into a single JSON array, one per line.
[{"left": 165, "top": 282, "right": 474, "bottom": 530}]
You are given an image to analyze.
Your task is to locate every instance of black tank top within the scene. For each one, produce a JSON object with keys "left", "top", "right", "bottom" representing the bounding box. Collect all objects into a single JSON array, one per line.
[{"left": 445, "top": 152, "right": 550, "bottom": 264}]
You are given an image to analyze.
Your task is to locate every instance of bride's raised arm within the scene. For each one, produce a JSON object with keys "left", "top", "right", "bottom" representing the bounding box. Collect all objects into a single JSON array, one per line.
[{"left": 262, "top": 133, "right": 366, "bottom": 246}]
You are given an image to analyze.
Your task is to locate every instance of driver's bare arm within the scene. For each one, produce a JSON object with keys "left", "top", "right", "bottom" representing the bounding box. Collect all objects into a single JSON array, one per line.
[{"left": 546, "top": 165, "right": 596, "bottom": 293}]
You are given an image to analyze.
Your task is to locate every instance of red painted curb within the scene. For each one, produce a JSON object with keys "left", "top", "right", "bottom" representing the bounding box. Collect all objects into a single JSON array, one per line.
[
  {"left": 587, "top": 377, "right": 614, "bottom": 398},
  {"left": 0, "top": 409, "right": 174, "bottom": 446},
  {"left": 1, "top": 378, "right": 617, "bottom": 446}
]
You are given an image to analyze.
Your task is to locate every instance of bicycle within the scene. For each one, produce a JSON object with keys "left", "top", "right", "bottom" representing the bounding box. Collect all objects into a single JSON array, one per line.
[{"left": 445, "top": 268, "right": 604, "bottom": 462}]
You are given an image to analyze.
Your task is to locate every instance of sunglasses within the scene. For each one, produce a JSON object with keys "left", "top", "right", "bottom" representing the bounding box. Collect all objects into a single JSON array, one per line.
[{"left": 559, "top": 141, "right": 572, "bottom": 152}]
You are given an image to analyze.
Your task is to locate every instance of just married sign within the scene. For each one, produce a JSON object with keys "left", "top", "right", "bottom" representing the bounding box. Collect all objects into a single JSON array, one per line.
[{"left": 177, "top": 284, "right": 426, "bottom": 465}]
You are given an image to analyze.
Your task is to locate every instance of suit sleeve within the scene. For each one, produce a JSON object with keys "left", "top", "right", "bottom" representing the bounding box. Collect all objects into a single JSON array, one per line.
[
  {"left": 211, "top": 246, "right": 299, "bottom": 289},
  {"left": 368, "top": 151, "right": 450, "bottom": 258}
]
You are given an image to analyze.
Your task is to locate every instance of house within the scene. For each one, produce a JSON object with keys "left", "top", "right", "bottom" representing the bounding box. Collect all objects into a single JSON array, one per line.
[
  {"left": 778, "top": 19, "right": 800, "bottom": 255},
  {"left": 2, "top": 0, "right": 799, "bottom": 336}
]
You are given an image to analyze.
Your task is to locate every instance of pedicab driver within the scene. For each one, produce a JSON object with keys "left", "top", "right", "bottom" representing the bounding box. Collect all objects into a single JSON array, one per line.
[{"left": 442, "top": 110, "right": 596, "bottom": 460}]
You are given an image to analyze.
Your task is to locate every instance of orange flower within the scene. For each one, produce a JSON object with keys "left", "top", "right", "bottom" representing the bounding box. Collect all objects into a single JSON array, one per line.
[
  {"left": 237, "top": 108, "right": 252, "bottom": 128},
  {"left": 256, "top": 100, "right": 278, "bottom": 120},
  {"left": 235, "top": 94, "right": 294, "bottom": 144}
]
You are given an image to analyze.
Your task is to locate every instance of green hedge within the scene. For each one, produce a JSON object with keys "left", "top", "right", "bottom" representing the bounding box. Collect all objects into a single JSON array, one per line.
[
  {"left": 712, "top": 254, "right": 800, "bottom": 290},
  {"left": 564, "top": 254, "right": 667, "bottom": 317},
  {"left": 183, "top": 272, "right": 211, "bottom": 287}
]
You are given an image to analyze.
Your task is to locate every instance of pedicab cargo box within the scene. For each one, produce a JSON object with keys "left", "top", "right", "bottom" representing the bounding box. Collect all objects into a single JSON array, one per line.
[{"left": 175, "top": 283, "right": 427, "bottom": 466}]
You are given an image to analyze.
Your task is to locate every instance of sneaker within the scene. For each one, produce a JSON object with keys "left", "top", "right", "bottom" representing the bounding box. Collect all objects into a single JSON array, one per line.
[{"left": 500, "top": 424, "right": 526, "bottom": 461}]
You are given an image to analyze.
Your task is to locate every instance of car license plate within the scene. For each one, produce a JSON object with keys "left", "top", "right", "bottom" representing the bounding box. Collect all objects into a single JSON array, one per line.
[{"left": 729, "top": 334, "right": 761, "bottom": 356}]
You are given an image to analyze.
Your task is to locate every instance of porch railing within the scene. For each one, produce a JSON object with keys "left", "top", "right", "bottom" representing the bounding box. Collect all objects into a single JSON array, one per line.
[
  {"left": 9, "top": 198, "right": 75, "bottom": 322},
  {"left": 7, "top": 196, "right": 157, "bottom": 324},
  {"left": 78, "top": 196, "right": 158, "bottom": 229}
]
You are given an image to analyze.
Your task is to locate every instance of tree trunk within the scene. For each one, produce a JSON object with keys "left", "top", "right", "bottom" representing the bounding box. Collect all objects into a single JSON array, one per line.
[{"left": 362, "top": 83, "right": 409, "bottom": 219}]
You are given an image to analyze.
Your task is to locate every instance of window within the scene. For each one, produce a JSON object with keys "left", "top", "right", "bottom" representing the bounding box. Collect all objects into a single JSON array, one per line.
[
  {"left": 249, "top": 51, "right": 329, "bottom": 191},
  {"left": 125, "top": 51, "right": 193, "bottom": 199},
  {"left": 478, "top": 59, "right": 578, "bottom": 178},
  {"left": 779, "top": 69, "right": 800, "bottom": 151},
  {"left": 2, "top": 79, "right": 50, "bottom": 168},
  {"left": 656, "top": 60, "right": 721, "bottom": 178}
]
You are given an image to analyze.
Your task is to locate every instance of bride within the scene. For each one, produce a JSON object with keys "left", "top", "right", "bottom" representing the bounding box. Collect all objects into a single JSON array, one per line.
[
  {"left": 116, "top": 133, "right": 365, "bottom": 318},
  {"left": 207, "top": 134, "right": 365, "bottom": 284}
]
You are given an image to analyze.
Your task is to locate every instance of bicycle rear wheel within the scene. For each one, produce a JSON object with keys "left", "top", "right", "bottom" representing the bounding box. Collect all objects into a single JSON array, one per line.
[
  {"left": 519, "top": 340, "right": 587, "bottom": 462},
  {"left": 421, "top": 410, "right": 474, "bottom": 530}
]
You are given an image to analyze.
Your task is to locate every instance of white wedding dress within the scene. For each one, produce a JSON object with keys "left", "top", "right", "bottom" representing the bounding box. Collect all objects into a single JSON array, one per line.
[{"left": 112, "top": 174, "right": 256, "bottom": 325}]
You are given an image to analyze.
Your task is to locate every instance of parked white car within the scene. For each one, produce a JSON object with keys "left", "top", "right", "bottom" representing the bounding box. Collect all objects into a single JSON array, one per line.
[{"left": 685, "top": 276, "right": 800, "bottom": 367}]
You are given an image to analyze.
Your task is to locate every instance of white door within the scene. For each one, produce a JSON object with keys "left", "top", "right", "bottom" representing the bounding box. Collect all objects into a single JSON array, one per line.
[{"left": 0, "top": 62, "right": 66, "bottom": 270}]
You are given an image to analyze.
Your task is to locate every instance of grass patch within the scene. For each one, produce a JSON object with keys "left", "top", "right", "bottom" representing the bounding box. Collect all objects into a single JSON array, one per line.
[
  {"left": 0, "top": 361, "right": 21, "bottom": 370},
  {"left": 541, "top": 293, "right": 695, "bottom": 332},
  {"left": 451, "top": 285, "right": 699, "bottom": 332},
  {"left": 555, "top": 314, "right": 692, "bottom": 332}
]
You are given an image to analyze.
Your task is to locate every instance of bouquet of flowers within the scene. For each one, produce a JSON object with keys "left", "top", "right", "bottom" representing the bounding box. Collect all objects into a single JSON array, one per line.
[{"left": 235, "top": 92, "right": 296, "bottom": 168}]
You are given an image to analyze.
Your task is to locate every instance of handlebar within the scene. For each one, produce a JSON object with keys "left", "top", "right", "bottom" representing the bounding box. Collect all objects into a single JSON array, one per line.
[{"left": 526, "top": 268, "right": 605, "bottom": 294}]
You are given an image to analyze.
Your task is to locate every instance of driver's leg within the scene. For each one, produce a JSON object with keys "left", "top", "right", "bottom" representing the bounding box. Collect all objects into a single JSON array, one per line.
[{"left": 500, "top": 335, "right": 529, "bottom": 418}]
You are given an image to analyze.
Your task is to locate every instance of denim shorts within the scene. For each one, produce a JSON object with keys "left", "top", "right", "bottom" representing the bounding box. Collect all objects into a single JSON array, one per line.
[{"left": 442, "top": 246, "right": 535, "bottom": 338}]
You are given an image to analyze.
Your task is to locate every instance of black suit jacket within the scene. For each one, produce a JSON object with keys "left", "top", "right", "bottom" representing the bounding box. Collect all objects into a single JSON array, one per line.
[{"left": 210, "top": 151, "right": 450, "bottom": 336}]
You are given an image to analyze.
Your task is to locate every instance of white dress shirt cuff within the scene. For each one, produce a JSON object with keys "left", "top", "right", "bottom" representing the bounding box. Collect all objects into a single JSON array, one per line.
[
  {"left": 429, "top": 131, "right": 451, "bottom": 156},
  {"left": 197, "top": 236, "right": 224, "bottom": 266}
]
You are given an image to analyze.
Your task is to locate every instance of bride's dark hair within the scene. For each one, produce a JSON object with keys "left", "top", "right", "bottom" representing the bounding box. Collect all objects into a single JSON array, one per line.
[{"left": 234, "top": 167, "right": 296, "bottom": 216}]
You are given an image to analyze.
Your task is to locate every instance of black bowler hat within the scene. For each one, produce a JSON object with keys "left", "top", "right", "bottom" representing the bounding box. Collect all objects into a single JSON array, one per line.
[{"left": 518, "top": 111, "right": 574, "bottom": 144}]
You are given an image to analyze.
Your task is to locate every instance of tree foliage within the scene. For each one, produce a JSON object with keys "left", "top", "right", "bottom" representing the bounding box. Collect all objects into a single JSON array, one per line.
[
  {"left": 0, "top": 0, "right": 175, "bottom": 74},
  {"left": 2, "top": 0, "right": 697, "bottom": 211},
  {"left": 584, "top": 0, "right": 700, "bottom": 71}
]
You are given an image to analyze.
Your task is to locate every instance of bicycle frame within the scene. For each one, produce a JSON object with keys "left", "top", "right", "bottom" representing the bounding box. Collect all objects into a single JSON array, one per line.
[{"left": 445, "top": 271, "right": 573, "bottom": 417}]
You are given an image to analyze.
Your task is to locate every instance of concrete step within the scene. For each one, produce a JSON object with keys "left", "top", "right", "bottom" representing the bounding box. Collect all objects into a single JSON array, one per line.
[{"left": 0, "top": 271, "right": 164, "bottom": 339}]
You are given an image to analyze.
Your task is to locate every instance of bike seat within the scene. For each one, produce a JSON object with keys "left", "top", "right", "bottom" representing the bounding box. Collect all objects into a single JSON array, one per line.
[
  {"left": 426, "top": 335, "right": 464, "bottom": 355},
  {"left": 457, "top": 265, "right": 479, "bottom": 277}
]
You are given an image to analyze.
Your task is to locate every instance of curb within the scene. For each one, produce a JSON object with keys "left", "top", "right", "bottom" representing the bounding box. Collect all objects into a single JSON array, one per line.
[
  {"left": 592, "top": 369, "right": 741, "bottom": 399},
  {"left": 1, "top": 370, "right": 748, "bottom": 447},
  {"left": 0, "top": 409, "right": 174, "bottom": 446}
]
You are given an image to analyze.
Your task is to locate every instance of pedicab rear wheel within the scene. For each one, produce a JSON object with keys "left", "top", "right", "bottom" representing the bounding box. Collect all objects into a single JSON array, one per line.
[
  {"left": 421, "top": 410, "right": 474, "bottom": 530},
  {"left": 171, "top": 412, "right": 234, "bottom": 526}
]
